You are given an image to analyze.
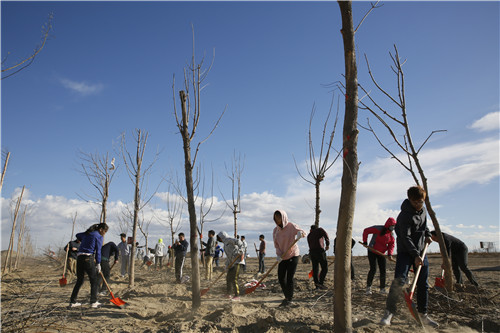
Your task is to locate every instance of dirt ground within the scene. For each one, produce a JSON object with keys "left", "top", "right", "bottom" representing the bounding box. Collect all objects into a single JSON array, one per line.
[{"left": 1, "top": 251, "right": 499, "bottom": 333}]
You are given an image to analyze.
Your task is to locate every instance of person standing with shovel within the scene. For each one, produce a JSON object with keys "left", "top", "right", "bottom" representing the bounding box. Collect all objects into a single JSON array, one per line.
[
  {"left": 380, "top": 186, "right": 438, "bottom": 328},
  {"left": 69, "top": 223, "right": 108, "bottom": 309},
  {"left": 273, "top": 210, "right": 306, "bottom": 307},
  {"left": 362, "top": 217, "right": 396, "bottom": 295}
]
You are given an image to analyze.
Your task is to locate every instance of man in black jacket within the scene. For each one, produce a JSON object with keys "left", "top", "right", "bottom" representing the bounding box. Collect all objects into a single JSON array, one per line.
[
  {"left": 430, "top": 231, "right": 479, "bottom": 287},
  {"left": 98, "top": 241, "right": 119, "bottom": 295},
  {"left": 380, "top": 186, "right": 438, "bottom": 328},
  {"left": 308, "top": 225, "right": 330, "bottom": 289}
]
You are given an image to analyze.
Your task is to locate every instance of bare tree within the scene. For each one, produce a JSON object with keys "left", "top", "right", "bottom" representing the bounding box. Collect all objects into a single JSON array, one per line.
[
  {"left": 120, "top": 129, "right": 161, "bottom": 287},
  {"left": 0, "top": 151, "right": 11, "bottom": 191},
  {"left": 294, "top": 99, "right": 341, "bottom": 227},
  {"left": 78, "top": 151, "right": 117, "bottom": 224},
  {"left": 3, "top": 186, "right": 25, "bottom": 275},
  {"left": 14, "top": 205, "right": 28, "bottom": 269},
  {"left": 334, "top": 1, "right": 380, "bottom": 331},
  {"left": 2, "top": 13, "right": 53, "bottom": 80},
  {"left": 222, "top": 151, "right": 244, "bottom": 237},
  {"left": 172, "top": 27, "right": 226, "bottom": 309},
  {"left": 358, "top": 45, "right": 452, "bottom": 291}
]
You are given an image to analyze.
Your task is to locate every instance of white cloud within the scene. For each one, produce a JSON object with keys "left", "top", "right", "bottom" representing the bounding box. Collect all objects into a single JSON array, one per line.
[
  {"left": 60, "top": 78, "right": 104, "bottom": 96},
  {"left": 469, "top": 111, "right": 500, "bottom": 132}
]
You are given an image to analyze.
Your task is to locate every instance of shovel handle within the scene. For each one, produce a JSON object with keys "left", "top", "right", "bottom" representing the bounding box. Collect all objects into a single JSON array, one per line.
[
  {"left": 201, "top": 253, "right": 240, "bottom": 296},
  {"left": 409, "top": 243, "right": 429, "bottom": 297},
  {"left": 99, "top": 270, "right": 115, "bottom": 298},
  {"left": 358, "top": 241, "right": 395, "bottom": 262},
  {"left": 246, "top": 237, "right": 301, "bottom": 294}
]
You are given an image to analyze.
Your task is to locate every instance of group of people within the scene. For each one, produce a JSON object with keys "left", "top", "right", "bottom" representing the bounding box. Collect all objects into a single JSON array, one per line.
[{"left": 66, "top": 185, "right": 479, "bottom": 330}]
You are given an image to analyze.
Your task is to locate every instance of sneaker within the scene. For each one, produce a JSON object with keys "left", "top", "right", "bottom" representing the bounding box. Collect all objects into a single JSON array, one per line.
[
  {"left": 379, "top": 288, "right": 387, "bottom": 295},
  {"left": 380, "top": 310, "right": 393, "bottom": 326},
  {"left": 316, "top": 284, "right": 328, "bottom": 290},
  {"left": 91, "top": 301, "right": 102, "bottom": 308},
  {"left": 366, "top": 287, "right": 372, "bottom": 295},
  {"left": 98, "top": 291, "right": 107, "bottom": 296},
  {"left": 223, "top": 294, "right": 232, "bottom": 299},
  {"left": 69, "top": 302, "right": 82, "bottom": 308},
  {"left": 231, "top": 296, "right": 241, "bottom": 301},
  {"left": 422, "top": 314, "right": 439, "bottom": 328}
]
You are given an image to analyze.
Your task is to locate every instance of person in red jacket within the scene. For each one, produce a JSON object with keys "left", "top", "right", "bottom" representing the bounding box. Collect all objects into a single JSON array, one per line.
[{"left": 362, "top": 217, "right": 396, "bottom": 295}]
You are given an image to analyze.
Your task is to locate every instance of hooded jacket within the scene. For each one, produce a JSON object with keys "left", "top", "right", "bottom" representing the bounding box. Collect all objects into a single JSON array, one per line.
[
  {"left": 217, "top": 231, "right": 244, "bottom": 267},
  {"left": 272, "top": 210, "right": 306, "bottom": 260},
  {"left": 395, "top": 199, "right": 431, "bottom": 258},
  {"left": 155, "top": 239, "right": 166, "bottom": 257},
  {"left": 362, "top": 217, "right": 396, "bottom": 255}
]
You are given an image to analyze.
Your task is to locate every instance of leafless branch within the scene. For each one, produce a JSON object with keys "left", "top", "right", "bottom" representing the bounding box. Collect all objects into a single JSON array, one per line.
[{"left": 354, "top": 1, "right": 382, "bottom": 34}]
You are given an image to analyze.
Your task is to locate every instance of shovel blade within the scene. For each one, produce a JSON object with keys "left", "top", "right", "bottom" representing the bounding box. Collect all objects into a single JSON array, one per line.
[
  {"left": 245, "top": 286, "right": 257, "bottom": 295},
  {"left": 59, "top": 277, "right": 67, "bottom": 287},
  {"left": 435, "top": 277, "right": 445, "bottom": 288},
  {"left": 110, "top": 297, "right": 126, "bottom": 308},
  {"left": 308, "top": 270, "right": 313, "bottom": 279},
  {"left": 404, "top": 290, "right": 423, "bottom": 327}
]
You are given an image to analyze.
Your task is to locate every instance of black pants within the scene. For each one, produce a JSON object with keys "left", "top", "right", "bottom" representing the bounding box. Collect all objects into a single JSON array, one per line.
[
  {"left": 70, "top": 255, "right": 98, "bottom": 304},
  {"left": 452, "top": 245, "right": 479, "bottom": 286},
  {"left": 98, "top": 259, "right": 111, "bottom": 292},
  {"left": 278, "top": 256, "right": 299, "bottom": 301},
  {"left": 310, "top": 249, "right": 328, "bottom": 286},
  {"left": 367, "top": 250, "right": 387, "bottom": 289}
]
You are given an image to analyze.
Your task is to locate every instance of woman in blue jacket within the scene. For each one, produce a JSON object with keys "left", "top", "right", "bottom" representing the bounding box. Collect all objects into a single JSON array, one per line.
[{"left": 69, "top": 223, "right": 108, "bottom": 308}]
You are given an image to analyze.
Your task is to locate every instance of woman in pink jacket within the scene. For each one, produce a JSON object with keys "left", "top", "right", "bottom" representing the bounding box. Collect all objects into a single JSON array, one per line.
[
  {"left": 273, "top": 210, "right": 306, "bottom": 307},
  {"left": 362, "top": 217, "right": 396, "bottom": 295}
]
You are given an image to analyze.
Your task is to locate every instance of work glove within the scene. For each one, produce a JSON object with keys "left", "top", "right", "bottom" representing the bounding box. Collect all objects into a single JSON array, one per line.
[
  {"left": 96, "top": 263, "right": 101, "bottom": 274},
  {"left": 276, "top": 256, "right": 282, "bottom": 263},
  {"left": 296, "top": 231, "right": 303, "bottom": 239}
]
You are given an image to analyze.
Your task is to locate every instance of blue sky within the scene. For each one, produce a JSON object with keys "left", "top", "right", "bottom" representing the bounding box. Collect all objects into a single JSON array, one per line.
[{"left": 1, "top": 1, "right": 499, "bottom": 256}]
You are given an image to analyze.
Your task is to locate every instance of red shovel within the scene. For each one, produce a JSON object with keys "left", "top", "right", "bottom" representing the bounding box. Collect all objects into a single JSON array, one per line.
[
  {"left": 246, "top": 237, "right": 301, "bottom": 295},
  {"left": 404, "top": 243, "right": 429, "bottom": 327},
  {"left": 435, "top": 269, "right": 445, "bottom": 290},
  {"left": 100, "top": 271, "right": 127, "bottom": 308}
]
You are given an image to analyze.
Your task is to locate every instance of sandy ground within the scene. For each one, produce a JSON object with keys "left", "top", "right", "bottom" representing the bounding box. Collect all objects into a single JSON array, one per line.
[{"left": 1, "top": 252, "right": 499, "bottom": 332}]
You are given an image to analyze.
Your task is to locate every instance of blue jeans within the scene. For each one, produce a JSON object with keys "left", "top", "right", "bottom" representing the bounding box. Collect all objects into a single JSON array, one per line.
[
  {"left": 258, "top": 253, "right": 266, "bottom": 273},
  {"left": 386, "top": 251, "right": 429, "bottom": 314}
]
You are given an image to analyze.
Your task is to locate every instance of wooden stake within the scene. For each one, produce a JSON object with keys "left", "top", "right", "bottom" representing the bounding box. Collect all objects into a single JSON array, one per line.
[{"left": 3, "top": 185, "right": 25, "bottom": 275}]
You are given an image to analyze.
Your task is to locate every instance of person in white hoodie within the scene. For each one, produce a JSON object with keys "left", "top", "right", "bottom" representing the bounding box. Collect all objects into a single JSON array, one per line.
[
  {"left": 217, "top": 231, "right": 244, "bottom": 301},
  {"left": 154, "top": 238, "right": 166, "bottom": 270},
  {"left": 273, "top": 210, "right": 306, "bottom": 307}
]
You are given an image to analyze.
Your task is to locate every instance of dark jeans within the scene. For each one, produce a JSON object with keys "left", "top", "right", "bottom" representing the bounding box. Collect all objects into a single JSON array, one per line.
[
  {"left": 70, "top": 255, "right": 98, "bottom": 304},
  {"left": 310, "top": 249, "right": 328, "bottom": 285},
  {"left": 452, "top": 245, "right": 479, "bottom": 286},
  {"left": 278, "top": 256, "right": 299, "bottom": 301},
  {"left": 98, "top": 259, "right": 111, "bottom": 292},
  {"left": 226, "top": 264, "right": 241, "bottom": 296},
  {"left": 367, "top": 250, "right": 387, "bottom": 289},
  {"left": 175, "top": 255, "right": 185, "bottom": 282},
  {"left": 386, "top": 251, "right": 429, "bottom": 315},
  {"left": 258, "top": 253, "right": 266, "bottom": 273}
]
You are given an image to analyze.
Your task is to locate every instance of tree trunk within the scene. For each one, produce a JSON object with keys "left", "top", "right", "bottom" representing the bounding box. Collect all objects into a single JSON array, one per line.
[
  {"left": 315, "top": 180, "right": 321, "bottom": 227},
  {"left": 233, "top": 209, "right": 238, "bottom": 238},
  {"left": 0, "top": 151, "right": 10, "bottom": 192},
  {"left": 129, "top": 131, "right": 143, "bottom": 288},
  {"left": 180, "top": 90, "right": 201, "bottom": 309},
  {"left": 334, "top": 2, "right": 359, "bottom": 332},
  {"left": 3, "top": 186, "right": 25, "bottom": 275},
  {"left": 14, "top": 206, "right": 27, "bottom": 269}
]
